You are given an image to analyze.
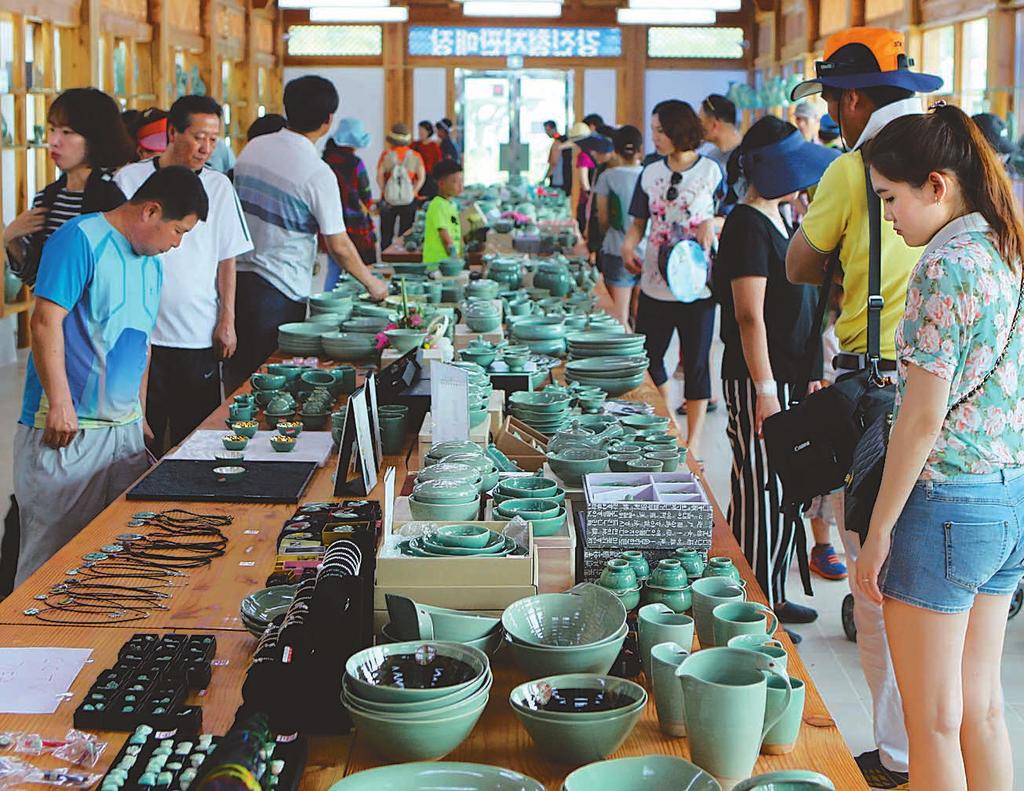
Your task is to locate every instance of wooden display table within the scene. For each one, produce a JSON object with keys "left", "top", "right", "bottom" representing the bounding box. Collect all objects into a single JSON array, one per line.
[{"left": 0, "top": 282, "right": 865, "bottom": 790}]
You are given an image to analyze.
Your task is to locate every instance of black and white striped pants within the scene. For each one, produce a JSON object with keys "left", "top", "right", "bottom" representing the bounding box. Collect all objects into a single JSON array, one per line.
[{"left": 722, "top": 379, "right": 800, "bottom": 607}]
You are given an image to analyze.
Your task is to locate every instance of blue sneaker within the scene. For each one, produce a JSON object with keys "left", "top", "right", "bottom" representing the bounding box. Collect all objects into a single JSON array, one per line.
[{"left": 810, "top": 543, "right": 848, "bottom": 581}]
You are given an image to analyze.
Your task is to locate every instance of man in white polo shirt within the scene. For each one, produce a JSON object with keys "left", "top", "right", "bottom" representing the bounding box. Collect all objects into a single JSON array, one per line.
[
  {"left": 115, "top": 94, "right": 252, "bottom": 454},
  {"left": 227, "top": 76, "right": 387, "bottom": 391}
]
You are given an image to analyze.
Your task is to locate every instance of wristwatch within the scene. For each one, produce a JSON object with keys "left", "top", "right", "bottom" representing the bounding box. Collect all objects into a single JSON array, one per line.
[{"left": 754, "top": 380, "right": 777, "bottom": 397}]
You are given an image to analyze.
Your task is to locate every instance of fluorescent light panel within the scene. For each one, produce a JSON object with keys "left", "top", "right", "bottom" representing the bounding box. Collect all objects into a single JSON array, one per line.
[
  {"left": 629, "top": 0, "right": 739, "bottom": 10},
  {"left": 617, "top": 7, "right": 715, "bottom": 23},
  {"left": 462, "top": 1, "right": 562, "bottom": 17},
  {"left": 279, "top": 0, "right": 391, "bottom": 8},
  {"left": 308, "top": 5, "right": 408, "bottom": 21}
]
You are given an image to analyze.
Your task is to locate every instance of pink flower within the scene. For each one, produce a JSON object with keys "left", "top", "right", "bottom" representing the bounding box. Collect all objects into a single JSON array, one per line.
[
  {"left": 384, "top": 322, "right": 398, "bottom": 331},
  {"left": 409, "top": 314, "right": 423, "bottom": 327},
  {"left": 375, "top": 331, "right": 389, "bottom": 350}
]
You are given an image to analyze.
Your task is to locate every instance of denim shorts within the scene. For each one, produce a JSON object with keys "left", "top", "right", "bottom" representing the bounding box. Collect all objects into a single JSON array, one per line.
[
  {"left": 598, "top": 252, "right": 640, "bottom": 288},
  {"left": 880, "top": 468, "right": 1024, "bottom": 613}
]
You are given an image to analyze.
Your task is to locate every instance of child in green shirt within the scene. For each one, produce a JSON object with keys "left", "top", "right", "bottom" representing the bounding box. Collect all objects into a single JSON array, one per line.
[{"left": 422, "top": 159, "right": 463, "bottom": 269}]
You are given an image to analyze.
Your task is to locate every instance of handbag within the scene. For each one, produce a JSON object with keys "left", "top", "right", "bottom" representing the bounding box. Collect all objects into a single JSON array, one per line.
[
  {"left": 845, "top": 261, "right": 1024, "bottom": 542},
  {"left": 763, "top": 163, "right": 893, "bottom": 509}
]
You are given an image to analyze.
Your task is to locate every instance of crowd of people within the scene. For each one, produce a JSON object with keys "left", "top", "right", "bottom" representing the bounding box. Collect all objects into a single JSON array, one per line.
[{"left": 3, "top": 23, "right": 1024, "bottom": 791}]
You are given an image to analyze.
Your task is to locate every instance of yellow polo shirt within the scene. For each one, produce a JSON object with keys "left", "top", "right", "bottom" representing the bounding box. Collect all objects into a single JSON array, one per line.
[{"left": 800, "top": 148, "right": 922, "bottom": 358}]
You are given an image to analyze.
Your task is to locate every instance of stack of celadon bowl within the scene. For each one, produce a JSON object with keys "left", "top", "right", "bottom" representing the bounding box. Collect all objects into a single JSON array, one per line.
[
  {"left": 421, "top": 441, "right": 500, "bottom": 492},
  {"left": 490, "top": 476, "right": 567, "bottom": 537},
  {"left": 277, "top": 322, "right": 325, "bottom": 356},
  {"left": 564, "top": 355, "right": 649, "bottom": 397},
  {"left": 341, "top": 641, "right": 491, "bottom": 761},
  {"left": 397, "top": 522, "right": 523, "bottom": 558},
  {"left": 510, "top": 673, "right": 648, "bottom": 765},
  {"left": 567, "top": 331, "right": 647, "bottom": 360},
  {"left": 510, "top": 316, "right": 567, "bottom": 357},
  {"left": 507, "top": 390, "right": 573, "bottom": 435},
  {"left": 321, "top": 331, "right": 378, "bottom": 362},
  {"left": 502, "top": 584, "right": 628, "bottom": 676},
  {"left": 308, "top": 290, "right": 354, "bottom": 319}
]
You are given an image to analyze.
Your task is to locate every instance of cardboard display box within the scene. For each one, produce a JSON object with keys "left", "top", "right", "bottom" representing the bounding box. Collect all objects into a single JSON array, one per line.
[{"left": 493, "top": 417, "right": 546, "bottom": 473}]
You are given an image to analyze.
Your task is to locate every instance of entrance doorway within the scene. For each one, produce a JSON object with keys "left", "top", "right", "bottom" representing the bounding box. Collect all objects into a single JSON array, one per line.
[{"left": 456, "top": 69, "right": 573, "bottom": 185}]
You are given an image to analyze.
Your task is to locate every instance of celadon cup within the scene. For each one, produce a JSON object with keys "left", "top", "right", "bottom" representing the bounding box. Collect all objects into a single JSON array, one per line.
[
  {"left": 638, "top": 603, "right": 694, "bottom": 679},
  {"left": 676, "top": 647, "right": 792, "bottom": 790},
  {"left": 650, "top": 641, "right": 690, "bottom": 737},
  {"left": 762, "top": 676, "right": 806, "bottom": 755},
  {"left": 712, "top": 601, "right": 780, "bottom": 647},
  {"left": 691, "top": 577, "right": 746, "bottom": 648}
]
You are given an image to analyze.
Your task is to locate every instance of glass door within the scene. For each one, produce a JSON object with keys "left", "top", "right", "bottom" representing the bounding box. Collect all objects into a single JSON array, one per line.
[{"left": 456, "top": 69, "right": 572, "bottom": 185}]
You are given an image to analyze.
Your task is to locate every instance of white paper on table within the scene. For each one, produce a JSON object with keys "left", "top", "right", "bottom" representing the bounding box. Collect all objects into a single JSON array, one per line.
[
  {"left": 430, "top": 363, "right": 469, "bottom": 444},
  {"left": 0, "top": 647, "right": 92, "bottom": 714},
  {"left": 166, "top": 431, "right": 335, "bottom": 466}
]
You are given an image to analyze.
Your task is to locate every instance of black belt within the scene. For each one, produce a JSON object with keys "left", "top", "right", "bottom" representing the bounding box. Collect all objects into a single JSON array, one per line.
[{"left": 833, "top": 353, "right": 897, "bottom": 372}]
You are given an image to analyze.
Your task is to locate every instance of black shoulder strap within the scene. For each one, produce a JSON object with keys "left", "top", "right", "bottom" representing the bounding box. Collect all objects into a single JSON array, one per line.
[
  {"left": 792, "top": 253, "right": 840, "bottom": 405},
  {"left": 865, "top": 161, "right": 884, "bottom": 384}
]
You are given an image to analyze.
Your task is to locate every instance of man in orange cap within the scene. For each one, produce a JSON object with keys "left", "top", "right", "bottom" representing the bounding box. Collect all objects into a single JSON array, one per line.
[{"left": 785, "top": 27, "right": 942, "bottom": 790}]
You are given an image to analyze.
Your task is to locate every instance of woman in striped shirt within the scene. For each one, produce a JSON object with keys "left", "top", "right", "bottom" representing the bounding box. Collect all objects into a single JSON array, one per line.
[{"left": 4, "top": 88, "right": 135, "bottom": 286}]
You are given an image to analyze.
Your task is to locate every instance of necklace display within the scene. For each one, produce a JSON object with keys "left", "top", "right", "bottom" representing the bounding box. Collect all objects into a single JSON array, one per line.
[{"left": 24, "top": 509, "right": 232, "bottom": 625}]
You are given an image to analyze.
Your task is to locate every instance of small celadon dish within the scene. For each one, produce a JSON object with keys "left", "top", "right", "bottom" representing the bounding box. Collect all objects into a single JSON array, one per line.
[
  {"left": 276, "top": 421, "right": 303, "bottom": 438},
  {"left": 230, "top": 420, "right": 258, "bottom": 439},
  {"left": 221, "top": 434, "right": 249, "bottom": 451},
  {"left": 213, "top": 465, "right": 246, "bottom": 482},
  {"left": 434, "top": 524, "right": 492, "bottom": 549}
]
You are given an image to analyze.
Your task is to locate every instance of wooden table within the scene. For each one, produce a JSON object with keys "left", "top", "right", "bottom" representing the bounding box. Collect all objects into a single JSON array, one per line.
[{"left": 0, "top": 283, "right": 865, "bottom": 790}]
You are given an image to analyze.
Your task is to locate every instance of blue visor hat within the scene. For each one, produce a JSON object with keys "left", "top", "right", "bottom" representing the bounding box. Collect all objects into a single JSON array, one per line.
[{"left": 742, "top": 131, "right": 840, "bottom": 199}]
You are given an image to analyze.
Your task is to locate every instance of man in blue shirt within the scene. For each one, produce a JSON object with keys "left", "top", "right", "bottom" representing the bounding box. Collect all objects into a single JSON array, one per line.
[{"left": 13, "top": 166, "right": 208, "bottom": 585}]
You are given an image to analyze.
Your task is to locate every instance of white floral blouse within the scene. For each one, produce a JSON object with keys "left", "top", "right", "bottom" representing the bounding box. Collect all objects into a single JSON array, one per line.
[{"left": 894, "top": 212, "right": 1024, "bottom": 480}]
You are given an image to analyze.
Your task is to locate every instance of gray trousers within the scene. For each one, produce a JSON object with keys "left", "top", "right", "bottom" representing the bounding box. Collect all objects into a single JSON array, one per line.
[{"left": 13, "top": 422, "right": 149, "bottom": 587}]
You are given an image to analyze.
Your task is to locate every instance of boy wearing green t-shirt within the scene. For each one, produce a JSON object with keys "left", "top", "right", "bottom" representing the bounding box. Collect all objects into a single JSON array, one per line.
[{"left": 422, "top": 159, "right": 463, "bottom": 269}]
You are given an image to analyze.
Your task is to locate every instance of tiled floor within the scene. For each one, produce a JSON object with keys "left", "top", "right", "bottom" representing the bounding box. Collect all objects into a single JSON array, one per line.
[{"left": 1, "top": 324, "right": 1022, "bottom": 783}]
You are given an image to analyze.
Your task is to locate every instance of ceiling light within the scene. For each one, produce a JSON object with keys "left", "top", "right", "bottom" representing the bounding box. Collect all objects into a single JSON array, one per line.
[
  {"left": 279, "top": 0, "right": 391, "bottom": 8},
  {"left": 616, "top": 7, "right": 715, "bottom": 23},
  {"left": 628, "top": 0, "right": 739, "bottom": 10},
  {"left": 309, "top": 5, "right": 408, "bottom": 21},
  {"left": 462, "top": 1, "right": 562, "bottom": 17}
]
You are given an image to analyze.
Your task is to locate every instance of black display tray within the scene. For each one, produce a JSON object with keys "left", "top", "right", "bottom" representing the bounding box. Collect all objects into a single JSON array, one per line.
[{"left": 127, "top": 460, "right": 318, "bottom": 504}]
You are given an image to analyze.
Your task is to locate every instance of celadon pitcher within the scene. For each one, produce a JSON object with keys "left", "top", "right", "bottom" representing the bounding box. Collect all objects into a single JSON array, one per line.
[{"left": 675, "top": 647, "right": 792, "bottom": 790}]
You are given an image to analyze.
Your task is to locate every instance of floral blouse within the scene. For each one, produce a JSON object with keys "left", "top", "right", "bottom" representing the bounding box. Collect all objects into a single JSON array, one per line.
[
  {"left": 894, "top": 212, "right": 1024, "bottom": 480},
  {"left": 628, "top": 156, "right": 721, "bottom": 302}
]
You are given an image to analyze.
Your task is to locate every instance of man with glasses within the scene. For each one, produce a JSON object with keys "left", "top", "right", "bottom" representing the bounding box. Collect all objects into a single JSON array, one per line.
[
  {"left": 785, "top": 27, "right": 943, "bottom": 790},
  {"left": 698, "top": 94, "right": 742, "bottom": 172}
]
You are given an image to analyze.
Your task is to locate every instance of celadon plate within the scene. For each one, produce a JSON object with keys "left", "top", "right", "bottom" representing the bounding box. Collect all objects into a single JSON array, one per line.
[{"left": 328, "top": 762, "right": 545, "bottom": 791}]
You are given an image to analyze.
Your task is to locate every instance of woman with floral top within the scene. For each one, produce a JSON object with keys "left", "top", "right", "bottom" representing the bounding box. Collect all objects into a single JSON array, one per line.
[
  {"left": 622, "top": 100, "right": 720, "bottom": 459},
  {"left": 859, "top": 104, "right": 1024, "bottom": 791}
]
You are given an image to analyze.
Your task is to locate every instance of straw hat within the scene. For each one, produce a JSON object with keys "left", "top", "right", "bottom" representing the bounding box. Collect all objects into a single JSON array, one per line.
[{"left": 387, "top": 122, "right": 412, "bottom": 145}]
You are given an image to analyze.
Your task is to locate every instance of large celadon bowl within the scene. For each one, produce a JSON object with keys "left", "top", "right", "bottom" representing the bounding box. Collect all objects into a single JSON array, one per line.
[
  {"left": 345, "top": 641, "right": 489, "bottom": 703},
  {"left": 509, "top": 673, "right": 646, "bottom": 721},
  {"left": 504, "top": 626, "right": 626, "bottom": 677},
  {"left": 346, "top": 694, "right": 488, "bottom": 761},
  {"left": 562, "top": 756, "right": 721, "bottom": 791},
  {"left": 502, "top": 586, "right": 626, "bottom": 648},
  {"left": 326, "top": 762, "right": 545, "bottom": 791},
  {"left": 511, "top": 693, "right": 645, "bottom": 764}
]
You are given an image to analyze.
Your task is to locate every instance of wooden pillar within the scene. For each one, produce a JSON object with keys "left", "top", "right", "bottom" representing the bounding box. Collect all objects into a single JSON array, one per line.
[
  {"left": 382, "top": 22, "right": 408, "bottom": 130},
  {"left": 202, "top": 0, "right": 219, "bottom": 102},
  {"left": 986, "top": 6, "right": 1014, "bottom": 119},
  {"left": 149, "top": 0, "right": 171, "bottom": 108},
  {"left": 573, "top": 66, "right": 584, "bottom": 123},
  {"left": 64, "top": 0, "right": 100, "bottom": 88},
  {"left": 616, "top": 25, "right": 646, "bottom": 132}
]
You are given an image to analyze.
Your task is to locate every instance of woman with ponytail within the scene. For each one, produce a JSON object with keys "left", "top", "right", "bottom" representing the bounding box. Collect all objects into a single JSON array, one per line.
[
  {"left": 858, "top": 103, "right": 1024, "bottom": 791},
  {"left": 712, "top": 115, "right": 838, "bottom": 624},
  {"left": 593, "top": 125, "right": 644, "bottom": 327}
]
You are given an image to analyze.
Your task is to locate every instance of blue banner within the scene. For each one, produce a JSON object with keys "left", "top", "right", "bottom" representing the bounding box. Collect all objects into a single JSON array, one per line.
[{"left": 408, "top": 26, "right": 622, "bottom": 58}]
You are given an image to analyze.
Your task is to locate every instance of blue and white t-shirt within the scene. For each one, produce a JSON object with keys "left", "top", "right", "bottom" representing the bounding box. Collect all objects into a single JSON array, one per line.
[
  {"left": 21, "top": 213, "right": 163, "bottom": 428},
  {"left": 233, "top": 128, "right": 346, "bottom": 302}
]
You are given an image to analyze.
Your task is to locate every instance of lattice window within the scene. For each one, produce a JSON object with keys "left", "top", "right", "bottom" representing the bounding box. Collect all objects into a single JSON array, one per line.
[
  {"left": 286, "top": 24, "right": 383, "bottom": 57},
  {"left": 648, "top": 27, "right": 745, "bottom": 59}
]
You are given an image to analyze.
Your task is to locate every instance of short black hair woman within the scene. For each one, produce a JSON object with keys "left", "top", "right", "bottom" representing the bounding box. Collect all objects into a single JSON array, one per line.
[
  {"left": 4, "top": 88, "right": 134, "bottom": 285},
  {"left": 857, "top": 103, "right": 1024, "bottom": 791},
  {"left": 713, "top": 115, "right": 837, "bottom": 620},
  {"left": 621, "top": 99, "right": 720, "bottom": 459}
]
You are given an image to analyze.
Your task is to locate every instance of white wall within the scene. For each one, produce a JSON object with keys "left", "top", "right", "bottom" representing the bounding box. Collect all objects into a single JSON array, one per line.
[
  {"left": 583, "top": 69, "right": 617, "bottom": 127},
  {"left": 644, "top": 68, "right": 747, "bottom": 138},
  {"left": 283, "top": 66, "right": 386, "bottom": 199},
  {"left": 413, "top": 68, "right": 447, "bottom": 130}
]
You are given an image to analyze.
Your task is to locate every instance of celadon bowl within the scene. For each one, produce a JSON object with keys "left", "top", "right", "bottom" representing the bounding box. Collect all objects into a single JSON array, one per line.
[
  {"left": 434, "top": 524, "right": 493, "bottom": 549},
  {"left": 326, "top": 762, "right": 545, "bottom": 791},
  {"left": 346, "top": 693, "right": 488, "bottom": 761},
  {"left": 511, "top": 690, "right": 645, "bottom": 764},
  {"left": 504, "top": 625, "right": 627, "bottom": 677},
  {"left": 509, "top": 674, "right": 646, "bottom": 721},
  {"left": 497, "top": 476, "right": 558, "bottom": 500},
  {"left": 563, "top": 756, "right": 721, "bottom": 791},
  {"left": 546, "top": 447, "right": 609, "bottom": 486},
  {"left": 344, "top": 670, "right": 492, "bottom": 721},
  {"left": 411, "top": 479, "right": 480, "bottom": 505},
  {"left": 408, "top": 496, "right": 481, "bottom": 522},
  {"left": 495, "top": 497, "right": 561, "bottom": 521},
  {"left": 502, "top": 585, "right": 626, "bottom": 648},
  {"left": 341, "top": 672, "right": 488, "bottom": 714},
  {"left": 345, "top": 641, "right": 489, "bottom": 703}
]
